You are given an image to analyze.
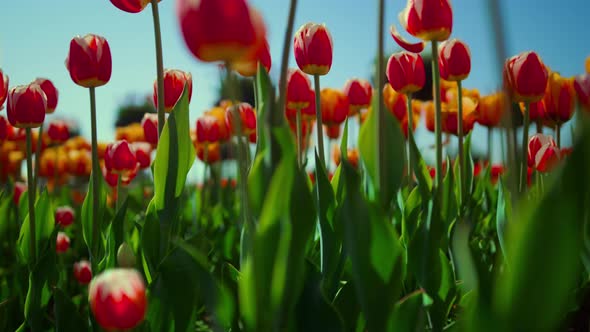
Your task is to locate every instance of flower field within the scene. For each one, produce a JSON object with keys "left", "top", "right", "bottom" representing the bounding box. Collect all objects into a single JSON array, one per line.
[{"left": 2, "top": 0, "right": 590, "bottom": 331}]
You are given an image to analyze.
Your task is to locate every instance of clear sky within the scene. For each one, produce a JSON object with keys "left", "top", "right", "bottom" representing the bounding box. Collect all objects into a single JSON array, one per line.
[{"left": 1, "top": 0, "right": 588, "bottom": 165}]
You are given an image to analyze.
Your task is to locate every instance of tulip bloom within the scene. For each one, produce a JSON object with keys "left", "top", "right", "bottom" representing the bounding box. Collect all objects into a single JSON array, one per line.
[
  {"left": 386, "top": 52, "right": 425, "bottom": 94},
  {"left": 131, "top": 142, "right": 152, "bottom": 169},
  {"left": 503, "top": 51, "right": 548, "bottom": 103},
  {"left": 399, "top": 0, "right": 453, "bottom": 42},
  {"left": 286, "top": 90, "right": 316, "bottom": 121},
  {"left": 196, "top": 142, "right": 221, "bottom": 164},
  {"left": 528, "top": 133, "right": 560, "bottom": 172},
  {"left": 232, "top": 40, "right": 272, "bottom": 77},
  {"left": 55, "top": 206, "right": 75, "bottom": 227},
  {"left": 439, "top": 39, "right": 471, "bottom": 81},
  {"left": 103, "top": 165, "right": 138, "bottom": 188},
  {"left": 286, "top": 69, "right": 313, "bottom": 110},
  {"left": 89, "top": 268, "right": 147, "bottom": 331},
  {"left": 56, "top": 232, "right": 70, "bottom": 253},
  {"left": 204, "top": 107, "right": 230, "bottom": 141},
  {"left": 33, "top": 78, "right": 58, "bottom": 114},
  {"left": 65, "top": 34, "right": 112, "bottom": 88},
  {"left": 196, "top": 115, "right": 221, "bottom": 143},
  {"left": 153, "top": 69, "right": 193, "bottom": 113},
  {"left": 333, "top": 146, "right": 359, "bottom": 169},
  {"left": 441, "top": 96, "right": 478, "bottom": 136},
  {"left": 225, "top": 103, "right": 257, "bottom": 136},
  {"left": 574, "top": 74, "right": 590, "bottom": 112},
  {"left": 74, "top": 260, "right": 92, "bottom": 285},
  {"left": 320, "top": 88, "right": 349, "bottom": 126},
  {"left": 325, "top": 124, "right": 341, "bottom": 140},
  {"left": 477, "top": 93, "right": 507, "bottom": 128},
  {"left": 383, "top": 84, "right": 409, "bottom": 122},
  {"left": 343, "top": 79, "right": 372, "bottom": 115},
  {"left": 7, "top": 84, "right": 47, "bottom": 129},
  {"left": 109, "top": 0, "right": 157, "bottom": 13},
  {"left": 67, "top": 150, "right": 92, "bottom": 177},
  {"left": 141, "top": 113, "right": 159, "bottom": 146},
  {"left": 0, "top": 116, "right": 10, "bottom": 140},
  {"left": 0, "top": 69, "right": 8, "bottom": 109},
  {"left": 47, "top": 120, "right": 70, "bottom": 143},
  {"left": 13, "top": 182, "right": 27, "bottom": 205},
  {"left": 104, "top": 140, "right": 137, "bottom": 175},
  {"left": 294, "top": 23, "right": 333, "bottom": 76},
  {"left": 543, "top": 72, "right": 575, "bottom": 125},
  {"left": 177, "top": 0, "right": 266, "bottom": 63}
]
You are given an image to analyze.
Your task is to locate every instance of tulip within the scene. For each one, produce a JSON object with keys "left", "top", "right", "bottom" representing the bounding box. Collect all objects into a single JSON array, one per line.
[
  {"left": 286, "top": 69, "right": 313, "bottom": 110},
  {"left": 232, "top": 40, "right": 272, "bottom": 77},
  {"left": 195, "top": 142, "right": 221, "bottom": 164},
  {"left": 386, "top": 52, "right": 426, "bottom": 94},
  {"left": 0, "top": 116, "right": 10, "bottom": 141},
  {"left": 491, "top": 165, "right": 505, "bottom": 185},
  {"left": 132, "top": 142, "right": 152, "bottom": 169},
  {"left": 105, "top": 140, "right": 137, "bottom": 175},
  {"left": 325, "top": 124, "right": 341, "bottom": 140},
  {"left": 204, "top": 107, "right": 231, "bottom": 142},
  {"left": 13, "top": 182, "right": 27, "bottom": 205},
  {"left": 65, "top": 34, "right": 112, "bottom": 88},
  {"left": 574, "top": 74, "right": 590, "bottom": 112},
  {"left": 478, "top": 93, "right": 507, "bottom": 128},
  {"left": 141, "top": 113, "right": 159, "bottom": 146},
  {"left": 103, "top": 165, "right": 138, "bottom": 188},
  {"left": 89, "top": 268, "right": 147, "bottom": 331},
  {"left": 504, "top": 51, "right": 548, "bottom": 103},
  {"left": 225, "top": 103, "right": 257, "bottom": 137},
  {"left": 527, "top": 134, "right": 556, "bottom": 168},
  {"left": 0, "top": 69, "right": 8, "bottom": 109},
  {"left": 441, "top": 96, "right": 478, "bottom": 136},
  {"left": 177, "top": 0, "right": 266, "bottom": 63},
  {"left": 320, "top": 88, "right": 349, "bottom": 126},
  {"left": 383, "top": 84, "right": 409, "bottom": 122},
  {"left": 586, "top": 56, "right": 590, "bottom": 74},
  {"left": 55, "top": 206, "right": 75, "bottom": 227},
  {"left": 74, "top": 260, "right": 92, "bottom": 285},
  {"left": 561, "top": 147, "right": 573, "bottom": 158},
  {"left": 33, "top": 78, "right": 58, "bottom": 114},
  {"left": 294, "top": 23, "right": 333, "bottom": 76},
  {"left": 47, "top": 120, "right": 70, "bottom": 143},
  {"left": 544, "top": 72, "right": 575, "bottom": 125},
  {"left": 285, "top": 89, "right": 316, "bottom": 120},
  {"left": 333, "top": 146, "right": 360, "bottom": 169},
  {"left": 343, "top": 79, "right": 372, "bottom": 115},
  {"left": 56, "top": 232, "right": 70, "bottom": 253},
  {"left": 196, "top": 115, "right": 221, "bottom": 144},
  {"left": 439, "top": 39, "right": 471, "bottom": 82},
  {"left": 153, "top": 69, "right": 193, "bottom": 113},
  {"left": 399, "top": 0, "right": 453, "bottom": 42},
  {"left": 67, "top": 150, "right": 92, "bottom": 177},
  {"left": 109, "top": 0, "right": 157, "bottom": 13},
  {"left": 117, "top": 243, "right": 136, "bottom": 268},
  {"left": 7, "top": 84, "right": 47, "bottom": 129}
]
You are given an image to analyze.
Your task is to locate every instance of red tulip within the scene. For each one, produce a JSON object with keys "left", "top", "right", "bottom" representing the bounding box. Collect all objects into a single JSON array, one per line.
[
  {"left": 325, "top": 124, "right": 341, "bottom": 140},
  {"left": 343, "top": 79, "right": 372, "bottom": 114},
  {"left": 105, "top": 140, "right": 137, "bottom": 175},
  {"left": 232, "top": 40, "right": 272, "bottom": 77},
  {"left": 525, "top": 100, "right": 547, "bottom": 122},
  {"left": 574, "top": 74, "right": 590, "bottom": 112},
  {"left": 33, "top": 78, "right": 58, "bottom": 114},
  {"left": 561, "top": 147, "right": 573, "bottom": 158},
  {"left": 7, "top": 83, "right": 47, "bottom": 129},
  {"left": 195, "top": 142, "right": 221, "bottom": 164},
  {"left": 55, "top": 206, "right": 75, "bottom": 227},
  {"left": 196, "top": 115, "right": 221, "bottom": 143},
  {"left": 65, "top": 34, "right": 112, "bottom": 88},
  {"left": 528, "top": 133, "right": 560, "bottom": 172},
  {"left": 542, "top": 72, "right": 575, "bottom": 125},
  {"left": 74, "top": 260, "right": 92, "bottom": 285},
  {"left": 177, "top": 0, "right": 266, "bottom": 63},
  {"left": 153, "top": 69, "right": 193, "bottom": 113},
  {"left": 294, "top": 23, "right": 333, "bottom": 76},
  {"left": 320, "top": 88, "right": 349, "bottom": 126},
  {"left": 225, "top": 103, "right": 257, "bottom": 136},
  {"left": 103, "top": 165, "right": 138, "bottom": 188},
  {"left": 383, "top": 83, "right": 409, "bottom": 122},
  {"left": 13, "top": 182, "right": 27, "bottom": 205},
  {"left": 56, "top": 232, "right": 70, "bottom": 253},
  {"left": 47, "top": 120, "right": 70, "bottom": 143},
  {"left": 490, "top": 165, "right": 505, "bottom": 184},
  {"left": 286, "top": 90, "right": 316, "bottom": 121},
  {"left": 503, "top": 51, "right": 548, "bottom": 103},
  {"left": 0, "top": 116, "right": 10, "bottom": 140},
  {"left": 399, "top": 0, "right": 453, "bottom": 42},
  {"left": 141, "top": 113, "right": 159, "bottom": 146},
  {"left": 439, "top": 39, "right": 471, "bottom": 81},
  {"left": 286, "top": 69, "right": 313, "bottom": 110},
  {"left": 109, "top": 0, "right": 158, "bottom": 13},
  {"left": 131, "top": 142, "right": 152, "bottom": 169},
  {"left": 89, "top": 268, "right": 147, "bottom": 331},
  {"left": 386, "top": 52, "right": 425, "bottom": 94},
  {"left": 0, "top": 69, "right": 8, "bottom": 109}
]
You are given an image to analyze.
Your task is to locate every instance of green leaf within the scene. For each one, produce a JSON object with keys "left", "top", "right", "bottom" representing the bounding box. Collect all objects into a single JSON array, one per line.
[
  {"left": 17, "top": 190, "right": 55, "bottom": 265},
  {"left": 495, "top": 180, "right": 509, "bottom": 262},
  {"left": 54, "top": 288, "right": 88, "bottom": 332},
  {"left": 0, "top": 190, "right": 12, "bottom": 240},
  {"left": 81, "top": 174, "right": 107, "bottom": 260},
  {"left": 254, "top": 64, "right": 274, "bottom": 153},
  {"left": 408, "top": 133, "right": 433, "bottom": 200},
  {"left": 22, "top": 241, "right": 57, "bottom": 331},
  {"left": 388, "top": 290, "right": 427, "bottom": 332},
  {"left": 141, "top": 200, "right": 160, "bottom": 282}
]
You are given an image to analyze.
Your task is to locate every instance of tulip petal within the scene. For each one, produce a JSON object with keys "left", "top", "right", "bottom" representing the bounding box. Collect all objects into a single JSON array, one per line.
[{"left": 389, "top": 25, "right": 424, "bottom": 54}]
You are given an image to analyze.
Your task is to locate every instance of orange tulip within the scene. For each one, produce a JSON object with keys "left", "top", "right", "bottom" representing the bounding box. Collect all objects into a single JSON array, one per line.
[
  {"left": 33, "top": 78, "right": 59, "bottom": 114},
  {"left": 343, "top": 79, "right": 372, "bottom": 115},
  {"left": 586, "top": 56, "right": 590, "bottom": 74},
  {"left": 320, "top": 89, "right": 349, "bottom": 126},
  {"left": 401, "top": 112, "right": 420, "bottom": 139},
  {"left": 386, "top": 52, "right": 425, "bottom": 94},
  {"left": 424, "top": 101, "right": 435, "bottom": 132},
  {"left": 543, "top": 72, "right": 575, "bottom": 125},
  {"left": 574, "top": 74, "right": 590, "bottom": 112},
  {"left": 7, "top": 83, "right": 47, "bottom": 129},
  {"left": 67, "top": 149, "right": 92, "bottom": 177},
  {"left": 231, "top": 40, "right": 272, "bottom": 77},
  {"left": 399, "top": 0, "right": 453, "bottom": 42},
  {"left": 116, "top": 124, "right": 145, "bottom": 143},
  {"left": 439, "top": 39, "right": 471, "bottom": 81},
  {"left": 333, "top": 146, "right": 359, "bottom": 169},
  {"left": 383, "top": 84, "right": 408, "bottom": 122},
  {"left": 286, "top": 90, "right": 316, "bottom": 121},
  {"left": 477, "top": 93, "right": 507, "bottom": 128},
  {"left": 153, "top": 69, "right": 192, "bottom": 113},
  {"left": 441, "top": 96, "right": 478, "bottom": 136},
  {"left": 38, "top": 147, "right": 68, "bottom": 178},
  {"left": 294, "top": 23, "right": 333, "bottom": 76},
  {"left": 204, "top": 107, "right": 231, "bottom": 141},
  {"left": 65, "top": 34, "right": 112, "bottom": 88},
  {"left": 503, "top": 51, "right": 548, "bottom": 103},
  {"left": 195, "top": 142, "right": 221, "bottom": 164},
  {"left": 64, "top": 136, "right": 91, "bottom": 152}
]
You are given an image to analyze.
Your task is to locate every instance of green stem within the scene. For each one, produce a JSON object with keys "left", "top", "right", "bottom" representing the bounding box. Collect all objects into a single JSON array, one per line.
[
  {"left": 406, "top": 93, "right": 414, "bottom": 180},
  {"left": 53, "top": 148, "right": 59, "bottom": 196},
  {"left": 201, "top": 143, "right": 209, "bottom": 220},
  {"left": 151, "top": 0, "right": 165, "bottom": 137},
  {"left": 296, "top": 109, "right": 303, "bottom": 168},
  {"left": 116, "top": 175, "right": 122, "bottom": 212},
  {"left": 89, "top": 87, "right": 101, "bottom": 261},
  {"left": 313, "top": 74, "right": 326, "bottom": 168},
  {"left": 276, "top": 0, "right": 299, "bottom": 116},
  {"left": 457, "top": 81, "right": 465, "bottom": 211},
  {"left": 536, "top": 120, "right": 542, "bottom": 134},
  {"left": 555, "top": 124, "right": 561, "bottom": 148},
  {"left": 34, "top": 123, "right": 43, "bottom": 193},
  {"left": 520, "top": 102, "right": 530, "bottom": 193},
  {"left": 25, "top": 128, "right": 36, "bottom": 263},
  {"left": 431, "top": 41, "right": 443, "bottom": 191},
  {"left": 487, "top": 127, "right": 492, "bottom": 163},
  {"left": 376, "top": 0, "right": 385, "bottom": 192}
]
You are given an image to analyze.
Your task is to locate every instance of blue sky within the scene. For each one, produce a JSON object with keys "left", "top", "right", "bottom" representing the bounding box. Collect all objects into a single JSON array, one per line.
[{"left": 1, "top": 0, "right": 588, "bottom": 166}]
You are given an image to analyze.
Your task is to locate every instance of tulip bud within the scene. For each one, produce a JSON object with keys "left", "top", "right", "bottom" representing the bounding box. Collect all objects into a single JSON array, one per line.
[
  {"left": 0, "top": 116, "right": 9, "bottom": 140},
  {"left": 528, "top": 133, "right": 559, "bottom": 172},
  {"left": 320, "top": 88, "right": 349, "bottom": 126},
  {"left": 55, "top": 206, "right": 75, "bottom": 227},
  {"left": 0, "top": 69, "right": 8, "bottom": 109},
  {"left": 491, "top": 165, "right": 505, "bottom": 184},
  {"left": 343, "top": 79, "right": 372, "bottom": 115},
  {"left": 225, "top": 103, "right": 257, "bottom": 136},
  {"left": 33, "top": 78, "right": 58, "bottom": 114},
  {"left": 503, "top": 51, "right": 548, "bottom": 103},
  {"left": 117, "top": 243, "right": 136, "bottom": 268},
  {"left": 325, "top": 124, "right": 341, "bottom": 140},
  {"left": 56, "top": 232, "right": 70, "bottom": 253},
  {"left": 13, "top": 182, "right": 27, "bottom": 205},
  {"left": 141, "top": 113, "right": 159, "bottom": 146},
  {"left": 399, "top": 0, "right": 453, "bottom": 42},
  {"left": 586, "top": 56, "right": 590, "bottom": 74},
  {"left": 477, "top": 93, "right": 507, "bottom": 128},
  {"left": 574, "top": 74, "right": 590, "bottom": 113},
  {"left": 177, "top": 0, "right": 266, "bottom": 63},
  {"left": 105, "top": 140, "right": 137, "bottom": 175},
  {"left": 232, "top": 40, "right": 272, "bottom": 77},
  {"left": 47, "top": 120, "right": 70, "bottom": 143},
  {"left": 286, "top": 69, "right": 313, "bottom": 110},
  {"left": 383, "top": 84, "right": 409, "bottom": 122},
  {"left": 73, "top": 260, "right": 93, "bottom": 285},
  {"left": 196, "top": 115, "right": 221, "bottom": 143},
  {"left": 103, "top": 165, "right": 138, "bottom": 188},
  {"left": 196, "top": 142, "right": 221, "bottom": 164},
  {"left": 153, "top": 69, "right": 192, "bottom": 113},
  {"left": 109, "top": 0, "right": 157, "bottom": 13},
  {"left": 386, "top": 52, "right": 426, "bottom": 94},
  {"left": 7, "top": 84, "right": 47, "bottom": 129},
  {"left": 439, "top": 39, "right": 471, "bottom": 81},
  {"left": 542, "top": 72, "right": 575, "bottom": 125},
  {"left": 89, "top": 268, "right": 147, "bottom": 331},
  {"left": 131, "top": 142, "right": 151, "bottom": 169},
  {"left": 294, "top": 23, "right": 333, "bottom": 76},
  {"left": 65, "top": 34, "right": 112, "bottom": 88}
]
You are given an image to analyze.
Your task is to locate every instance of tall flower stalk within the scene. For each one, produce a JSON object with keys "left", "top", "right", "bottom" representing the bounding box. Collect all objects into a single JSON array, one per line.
[{"left": 151, "top": 0, "right": 166, "bottom": 136}]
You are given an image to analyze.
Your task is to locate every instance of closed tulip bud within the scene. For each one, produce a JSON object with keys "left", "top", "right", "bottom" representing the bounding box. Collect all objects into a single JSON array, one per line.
[
  {"left": 153, "top": 69, "right": 193, "bottom": 113},
  {"left": 73, "top": 260, "right": 92, "bottom": 285},
  {"left": 320, "top": 88, "right": 349, "bottom": 126},
  {"left": 47, "top": 120, "right": 70, "bottom": 143},
  {"left": 55, "top": 206, "right": 75, "bottom": 227},
  {"left": 574, "top": 74, "right": 590, "bottom": 112},
  {"left": 439, "top": 39, "right": 471, "bottom": 81},
  {"left": 343, "top": 79, "right": 372, "bottom": 114},
  {"left": 196, "top": 115, "right": 221, "bottom": 144},
  {"left": 13, "top": 182, "right": 27, "bottom": 205},
  {"left": 131, "top": 142, "right": 152, "bottom": 169},
  {"left": 325, "top": 124, "right": 341, "bottom": 140},
  {"left": 225, "top": 103, "right": 257, "bottom": 136},
  {"left": 0, "top": 116, "right": 9, "bottom": 140},
  {"left": 66, "top": 34, "right": 112, "bottom": 88},
  {"left": 441, "top": 96, "right": 478, "bottom": 136},
  {"left": 177, "top": 0, "right": 266, "bottom": 63},
  {"left": 105, "top": 140, "right": 137, "bottom": 175},
  {"left": 110, "top": 0, "right": 158, "bottom": 13},
  {"left": 491, "top": 165, "right": 505, "bottom": 184},
  {"left": 478, "top": 93, "right": 507, "bottom": 127},
  {"left": 196, "top": 142, "right": 221, "bottom": 164},
  {"left": 503, "top": 51, "right": 548, "bottom": 103},
  {"left": 387, "top": 52, "right": 425, "bottom": 94},
  {"left": 294, "top": 23, "right": 333, "bottom": 76},
  {"left": 383, "top": 84, "right": 413, "bottom": 122},
  {"left": 528, "top": 133, "right": 558, "bottom": 170},
  {"left": 89, "top": 268, "right": 147, "bottom": 331},
  {"left": 117, "top": 243, "right": 136, "bottom": 268},
  {"left": 33, "top": 78, "right": 58, "bottom": 114},
  {"left": 7, "top": 84, "right": 47, "bottom": 129},
  {"left": 204, "top": 107, "right": 230, "bottom": 141},
  {"left": 520, "top": 100, "right": 547, "bottom": 122},
  {"left": 0, "top": 69, "right": 8, "bottom": 109},
  {"left": 232, "top": 40, "right": 272, "bottom": 77},
  {"left": 286, "top": 69, "right": 313, "bottom": 110},
  {"left": 141, "top": 113, "right": 159, "bottom": 146},
  {"left": 543, "top": 72, "right": 575, "bottom": 125},
  {"left": 399, "top": 0, "right": 453, "bottom": 42},
  {"left": 56, "top": 232, "right": 70, "bottom": 253}
]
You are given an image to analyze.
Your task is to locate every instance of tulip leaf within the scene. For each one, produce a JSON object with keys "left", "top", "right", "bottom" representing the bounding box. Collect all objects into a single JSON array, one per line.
[
  {"left": 254, "top": 63, "right": 274, "bottom": 153},
  {"left": 0, "top": 190, "right": 11, "bottom": 240},
  {"left": 80, "top": 175, "right": 107, "bottom": 261},
  {"left": 408, "top": 130, "right": 433, "bottom": 199},
  {"left": 17, "top": 190, "right": 55, "bottom": 265},
  {"left": 54, "top": 288, "right": 88, "bottom": 332},
  {"left": 388, "top": 290, "right": 427, "bottom": 331}
]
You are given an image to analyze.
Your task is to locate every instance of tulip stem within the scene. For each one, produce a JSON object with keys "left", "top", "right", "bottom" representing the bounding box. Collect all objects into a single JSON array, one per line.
[
  {"left": 376, "top": 0, "right": 386, "bottom": 195},
  {"left": 34, "top": 123, "right": 43, "bottom": 194},
  {"left": 457, "top": 80, "right": 465, "bottom": 212},
  {"left": 116, "top": 175, "right": 122, "bottom": 212},
  {"left": 296, "top": 109, "right": 303, "bottom": 168},
  {"left": 151, "top": 0, "right": 165, "bottom": 137},
  {"left": 89, "top": 87, "right": 101, "bottom": 261},
  {"left": 536, "top": 120, "right": 542, "bottom": 134},
  {"left": 555, "top": 124, "right": 561, "bottom": 148},
  {"left": 201, "top": 143, "right": 209, "bottom": 219},
  {"left": 53, "top": 149, "right": 60, "bottom": 196},
  {"left": 431, "top": 41, "right": 444, "bottom": 192},
  {"left": 313, "top": 75, "right": 326, "bottom": 169},
  {"left": 406, "top": 93, "right": 414, "bottom": 181},
  {"left": 25, "top": 128, "right": 36, "bottom": 263},
  {"left": 520, "top": 102, "right": 530, "bottom": 193},
  {"left": 487, "top": 128, "right": 492, "bottom": 163}
]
